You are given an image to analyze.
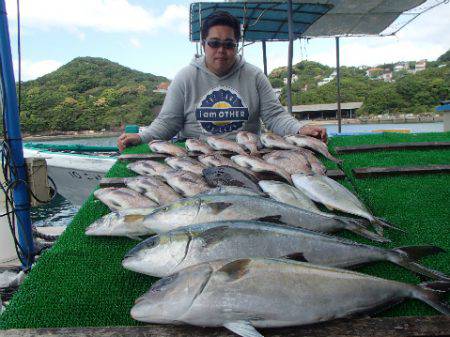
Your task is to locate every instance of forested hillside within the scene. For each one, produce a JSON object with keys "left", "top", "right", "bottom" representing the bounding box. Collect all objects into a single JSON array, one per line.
[
  {"left": 270, "top": 49, "right": 450, "bottom": 116},
  {"left": 19, "top": 57, "right": 167, "bottom": 133}
]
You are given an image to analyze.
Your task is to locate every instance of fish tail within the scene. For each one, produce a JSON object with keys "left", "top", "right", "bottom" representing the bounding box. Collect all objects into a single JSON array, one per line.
[
  {"left": 414, "top": 281, "right": 450, "bottom": 315},
  {"left": 373, "top": 217, "right": 406, "bottom": 233},
  {"left": 389, "top": 246, "right": 450, "bottom": 281},
  {"left": 345, "top": 220, "right": 390, "bottom": 243}
]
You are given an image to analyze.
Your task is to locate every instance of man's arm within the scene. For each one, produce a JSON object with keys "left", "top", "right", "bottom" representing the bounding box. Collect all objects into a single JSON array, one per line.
[
  {"left": 257, "top": 73, "right": 305, "bottom": 136},
  {"left": 138, "top": 76, "right": 185, "bottom": 143},
  {"left": 257, "top": 73, "right": 327, "bottom": 142}
]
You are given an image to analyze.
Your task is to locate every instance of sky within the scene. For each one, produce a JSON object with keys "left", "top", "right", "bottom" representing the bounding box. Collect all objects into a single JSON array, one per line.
[{"left": 3, "top": 0, "right": 450, "bottom": 82}]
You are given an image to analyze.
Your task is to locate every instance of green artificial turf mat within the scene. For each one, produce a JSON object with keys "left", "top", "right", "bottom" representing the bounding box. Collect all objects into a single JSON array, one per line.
[{"left": 1, "top": 133, "right": 449, "bottom": 329}]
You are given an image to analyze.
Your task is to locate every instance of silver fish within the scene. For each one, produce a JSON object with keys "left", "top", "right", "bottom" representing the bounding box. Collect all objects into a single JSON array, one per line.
[
  {"left": 85, "top": 208, "right": 155, "bottom": 239},
  {"left": 206, "top": 136, "right": 247, "bottom": 155},
  {"left": 199, "top": 186, "right": 264, "bottom": 197},
  {"left": 258, "top": 180, "right": 320, "bottom": 213},
  {"left": 127, "top": 160, "right": 171, "bottom": 178},
  {"left": 93, "top": 187, "right": 157, "bottom": 211},
  {"left": 185, "top": 139, "right": 214, "bottom": 154},
  {"left": 149, "top": 140, "right": 187, "bottom": 157},
  {"left": 285, "top": 134, "right": 342, "bottom": 163},
  {"left": 198, "top": 153, "right": 257, "bottom": 178},
  {"left": 131, "top": 258, "right": 450, "bottom": 337},
  {"left": 292, "top": 173, "right": 401, "bottom": 233},
  {"left": 140, "top": 194, "right": 387, "bottom": 242},
  {"left": 231, "top": 155, "right": 292, "bottom": 184},
  {"left": 292, "top": 148, "right": 327, "bottom": 175},
  {"left": 260, "top": 132, "right": 297, "bottom": 149},
  {"left": 123, "top": 220, "right": 448, "bottom": 280},
  {"left": 165, "top": 156, "right": 206, "bottom": 176},
  {"left": 124, "top": 176, "right": 180, "bottom": 205},
  {"left": 263, "top": 150, "right": 312, "bottom": 175},
  {"left": 160, "top": 169, "right": 210, "bottom": 197},
  {"left": 236, "top": 131, "right": 260, "bottom": 155}
]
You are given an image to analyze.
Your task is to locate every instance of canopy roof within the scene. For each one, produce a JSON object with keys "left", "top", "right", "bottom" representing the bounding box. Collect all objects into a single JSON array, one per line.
[
  {"left": 190, "top": 2, "right": 332, "bottom": 42},
  {"left": 190, "top": 0, "right": 443, "bottom": 41}
]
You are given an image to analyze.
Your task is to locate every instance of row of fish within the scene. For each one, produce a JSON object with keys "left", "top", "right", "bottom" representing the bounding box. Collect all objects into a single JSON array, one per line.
[{"left": 86, "top": 136, "right": 449, "bottom": 337}]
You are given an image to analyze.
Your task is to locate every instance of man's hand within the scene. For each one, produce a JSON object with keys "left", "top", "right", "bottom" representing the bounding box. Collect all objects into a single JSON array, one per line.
[
  {"left": 117, "top": 133, "right": 142, "bottom": 152},
  {"left": 298, "top": 125, "right": 328, "bottom": 143}
]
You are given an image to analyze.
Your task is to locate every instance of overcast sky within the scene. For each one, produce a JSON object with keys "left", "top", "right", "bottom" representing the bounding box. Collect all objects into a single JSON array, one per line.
[{"left": 4, "top": 0, "right": 450, "bottom": 81}]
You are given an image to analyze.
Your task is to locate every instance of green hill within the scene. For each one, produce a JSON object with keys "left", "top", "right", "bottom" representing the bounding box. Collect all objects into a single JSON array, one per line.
[
  {"left": 269, "top": 53, "right": 450, "bottom": 116},
  {"left": 19, "top": 57, "right": 168, "bottom": 133}
]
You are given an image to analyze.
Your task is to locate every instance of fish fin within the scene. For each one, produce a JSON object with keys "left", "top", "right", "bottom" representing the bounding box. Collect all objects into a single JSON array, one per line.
[
  {"left": 390, "top": 246, "right": 450, "bottom": 280},
  {"left": 224, "top": 321, "right": 264, "bottom": 337},
  {"left": 124, "top": 214, "right": 146, "bottom": 223},
  {"left": 346, "top": 221, "right": 390, "bottom": 243},
  {"left": 394, "top": 245, "right": 446, "bottom": 261},
  {"left": 256, "top": 215, "right": 285, "bottom": 225},
  {"left": 218, "top": 259, "right": 251, "bottom": 281},
  {"left": 206, "top": 202, "right": 234, "bottom": 215},
  {"left": 126, "top": 235, "right": 143, "bottom": 241},
  {"left": 414, "top": 281, "right": 450, "bottom": 315},
  {"left": 281, "top": 252, "right": 308, "bottom": 262},
  {"left": 201, "top": 226, "right": 232, "bottom": 247},
  {"left": 374, "top": 217, "right": 406, "bottom": 233}
]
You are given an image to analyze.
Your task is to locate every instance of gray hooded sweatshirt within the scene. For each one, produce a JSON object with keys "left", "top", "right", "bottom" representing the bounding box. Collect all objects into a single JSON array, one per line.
[{"left": 139, "top": 55, "right": 305, "bottom": 142}]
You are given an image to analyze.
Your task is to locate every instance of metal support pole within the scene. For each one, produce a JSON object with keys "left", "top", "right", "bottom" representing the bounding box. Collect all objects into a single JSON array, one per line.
[
  {"left": 0, "top": 0, "right": 34, "bottom": 268},
  {"left": 286, "top": 0, "right": 293, "bottom": 115},
  {"left": 336, "top": 37, "right": 342, "bottom": 133},
  {"left": 262, "top": 41, "right": 268, "bottom": 76}
]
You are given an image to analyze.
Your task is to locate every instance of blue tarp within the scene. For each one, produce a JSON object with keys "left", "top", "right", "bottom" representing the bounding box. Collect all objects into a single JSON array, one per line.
[{"left": 190, "top": 2, "right": 332, "bottom": 42}]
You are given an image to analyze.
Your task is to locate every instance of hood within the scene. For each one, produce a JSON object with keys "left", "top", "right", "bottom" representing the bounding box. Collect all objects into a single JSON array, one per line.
[{"left": 190, "top": 54, "right": 245, "bottom": 80}]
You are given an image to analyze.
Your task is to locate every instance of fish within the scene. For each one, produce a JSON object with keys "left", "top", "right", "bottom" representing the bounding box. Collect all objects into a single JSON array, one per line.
[
  {"left": 258, "top": 180, "right": 320, "bottom": 213},
  {"left": 231, "top": 155, "right": 292, "bottom": 184},
  {"left": 236, "top": 131, "right": 260, "bottom": 155},
  {"left": 139, "top": 194, "right": 388, "bottom": 242},
  {"left": 124, "top": 176, "right": 180, "bottom": 205},
  {"left": 292, "top": 173, "right": 402, "bottom": 233},
  {"left": 292, "top": 148, "right": 327, "bottom": 175},
  {"left": 262, "top": 150, "right": 312, "bottom": 175},
  {"left": 85, "top": 208, "right": 156, "bottom": 239},
  {"left": 198, "top": 153, "right": 257, "bottom": 178},
  {"left": 202, "top": 166, "right": 262, "bottom": 193},
  {"left": 206, "top": 136, "right": 247, "bottom": 155},
  {"left": 285, "top": 134, "right": 342, "bottom": 163},
  {"left": 260, "top": 132, "right": 297, "bottom": 150},
  {"left": 165, "top": 156, "right": 206, "bottom": 176},
  {"left": 93, "top": 187, "right": 157, "bottom": 211},
  {"left": 160, "top": 169, "right": 210, "bottom": 197},
  {"left": 127, "top": 160, "right": 172, "bottom": 178},
  {"left": 149, "top": 140, "right": 187, "bottom": 157},
  {"left": 199, "top": 185, "right": 265, "bottom": 197},
  {"left": 185, "top": 139, "right": 214, "bottom": 154},
  {"left": 131, "top": 258, "right": 450, "bottom": 337},
  {"left": 123, "top": 220, "right": 449, "bottom": 280}
]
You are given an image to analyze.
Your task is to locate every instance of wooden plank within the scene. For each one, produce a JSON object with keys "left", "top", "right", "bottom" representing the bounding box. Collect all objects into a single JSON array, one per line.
[
  {"left": 98, "top": 178, "right": 126, "bottom": 187},
  {"left": 353, "top": 165, "right": 450, "bottom": 178},
  {"left": 2, "top": 316, "right": 449, "bottom": 337},
  {"left": 326, "top": 169, "right": 345, "bottom": 179},
  {"left": 334, "top": 142, "right": 450, "bottom": 154}
]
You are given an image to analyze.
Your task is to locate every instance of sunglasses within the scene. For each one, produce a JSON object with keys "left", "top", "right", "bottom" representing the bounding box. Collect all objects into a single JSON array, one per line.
[{"left": 204, "top": 39, "right": 237, "bottom": 49}]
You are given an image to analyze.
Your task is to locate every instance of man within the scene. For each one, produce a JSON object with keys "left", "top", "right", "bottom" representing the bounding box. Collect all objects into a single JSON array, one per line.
[{"left": 118, "top": 11, "right": 326, "bottom": 151}]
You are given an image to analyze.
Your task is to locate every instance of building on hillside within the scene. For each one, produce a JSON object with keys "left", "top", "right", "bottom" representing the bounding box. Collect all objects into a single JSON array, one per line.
[
  {"left": 318, "top": 71, "right": 337, "bottom": 87},
  {"left": 415, "top": 59, "right": 427, "bottom": 72},
  {"left": 283, "top": 74, "right": 298, "bottom": 84},
  {"left": 379, "top": 71, "right": 393, "bottom": 82},
  {"left": 290, "top": 102, "right": 363, "bottom": 120},
  {"left": 366, "top": 67, "right": 384, "bottom": 77},
  {"left": 153, "top": 81, "right": 170, "bottom": 94},
  {"left": 394, "top": 62, "right": 408, "bottom": 72}
]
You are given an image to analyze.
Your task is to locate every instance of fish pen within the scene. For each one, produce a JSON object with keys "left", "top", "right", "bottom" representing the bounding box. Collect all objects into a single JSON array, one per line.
[{"left": 1, "top": 131, "right": 450, "bottom": 336}]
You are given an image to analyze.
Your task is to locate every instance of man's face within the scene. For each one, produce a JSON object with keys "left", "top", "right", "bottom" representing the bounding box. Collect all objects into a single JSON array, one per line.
[{"left": 203, "top": 25, "right": 237, "bottom": 77}]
